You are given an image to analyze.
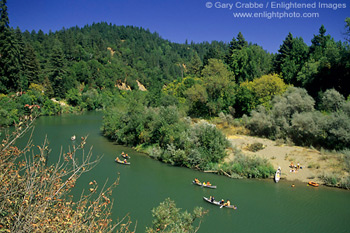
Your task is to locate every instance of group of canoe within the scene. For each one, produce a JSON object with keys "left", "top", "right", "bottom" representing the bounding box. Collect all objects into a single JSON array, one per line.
[
  {"left": 115, "top": 152, "right": 131, "bottom": 165},
  {"left": 193, "top": 178, "right": 237, "bottom": 210}
]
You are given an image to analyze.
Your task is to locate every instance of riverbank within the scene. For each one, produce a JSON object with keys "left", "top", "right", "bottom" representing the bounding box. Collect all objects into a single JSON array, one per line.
[{"left": 221, "top": 125, "right": 349, "bottom": 187}]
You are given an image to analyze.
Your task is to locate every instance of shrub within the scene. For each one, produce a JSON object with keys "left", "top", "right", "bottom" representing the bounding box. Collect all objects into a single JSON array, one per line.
[
  {"left": 340, "top": 176, "right": 350, "bottom": 189},
  {"left": 245, "top": 106, "right": 275, "bottom": 137},
  {"left": 228, "top": 153, "right": 275, "bottom": 178},
  {"left": 246, "top": 142, "right": 265, "bottom": 152},
  {"left": 146, "top": 198, "right": 206, "bottom": 233},
  {"left": 290, "top": 111, "right": 326, "bottom": 146},
  {"left": 319, "top": 172, "right": 340, "bottom": 187},
  {"left": 244, "top": 86, "right": 350, "bottom": 150},
  {"left": 318, "top": 89, "right": 345, "bottom": 112}
]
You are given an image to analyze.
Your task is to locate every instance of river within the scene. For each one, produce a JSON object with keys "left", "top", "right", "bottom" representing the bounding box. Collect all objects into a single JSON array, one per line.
[{"left": 16, "top": 112, "right": 350, "bottom": 232}]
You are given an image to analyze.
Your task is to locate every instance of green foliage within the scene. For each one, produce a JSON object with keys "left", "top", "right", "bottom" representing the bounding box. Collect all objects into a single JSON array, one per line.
[
  {"left": 245, "top": 87, "right": 350, "bottom": 150},
  {"left": 222, "top": 152, "right": 275, "bottom": 178},
  {"left": 325, "top": 112, "right": 350, "bottom": 150},
  {"left": 66, "top": 88, "right": 82, "bottom": 106},
  {"left": 187, "top": 52, "right": 202, "bottom": 77},
  {"left": 290, "top": 111, "right": 326, "bottom": 146},
  {"left": 239, "top": 74, "right": 288, "bottom": 111},
  {"left": 41, "top": 98, "right": 61, "bottom": 116},
  {"left": 183, "top": 59, "right": 236, "bottom": 117},
  {"left": 146, "top": 198, "right": 206, "bottom": 233},
  {"left": 246, "top": 142, "right": 265, "bottom": 152},
  {"left": 345, "top": 17, "right": 350, "bottom": 42},
  {"left": 102, "top": 97, "right": 229, "bottom": 169},
  {"left": 319, "top": 172, "right": 340, "bottom": 187},
  {"left": 275, "top": 33, "right": 308, "bottom": 85},
  {"left": 318, "top": 89, "right": 345, "bottom": 112},
  {"left": 227, "top": 32, "right": 273, "bottom": 83}
]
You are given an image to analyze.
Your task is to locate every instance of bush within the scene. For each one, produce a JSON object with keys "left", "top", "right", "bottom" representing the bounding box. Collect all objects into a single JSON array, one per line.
[
  {"left": 223, "top": 152, "right": 275, "bottom": 178},
  {"left": 319, "top": 172, "right": 340, "bottom": 187},
  {"left": 103, "top": 103, "right": 229, "bottom": 170},
  {"left": 340, "top": 176, "right": 350, "bottom": 189},
  {"left": 290, "top": 111, "right": 326, "bottom": 146},
  {"left": 245, "top": 106, "right": 275, "bottom": 137},
  {"left": 146, "top": 198, "right": 206, "bottom": 233},
  {"left": 244, "top": 86, "right": 350, "bottom": 150},
  {"left": 318, "top": 89, "right": 345, "bottom": 112},
  {"left": 246, "top": 142, "right": 265, "bottom": 152}
]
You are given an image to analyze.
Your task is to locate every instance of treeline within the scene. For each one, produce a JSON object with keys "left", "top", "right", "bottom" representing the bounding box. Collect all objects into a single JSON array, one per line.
[{"left": 1, "top": 0, "right": 350, "bottom": 150}]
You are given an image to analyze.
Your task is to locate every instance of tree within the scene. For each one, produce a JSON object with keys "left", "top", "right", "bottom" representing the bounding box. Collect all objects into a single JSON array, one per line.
[
  {"left": 240, "top": 74, "right": 288, "bottom": 110},
  {"left": 47, "top": 39, "right": 72, "bottom": 98},
  {"left": 227, "top": 32, "right": 248, "bottom": 81},
  {"left": 309, "top": 25, "right": 332, "bottom": 60},
  {"left": 227, "top": 32, "right": 273, "bottom": 83},
  {"left": 187, "top": 52, "right": 202, "bottom": 77},
  {"left": 22, "top": 42, "right": 41, "bottom": 84},
  {"left": 0, "top": 0, "right": 21, "bottom": 93},
  {"left": 274, "top": 33, "right": 308, "bottom": 85},
  {"left": 146, "top": 198, "right": 206, "bottom": 233},
  {"left": 345, "top": 17, "right": 350, "bottom": 42}
]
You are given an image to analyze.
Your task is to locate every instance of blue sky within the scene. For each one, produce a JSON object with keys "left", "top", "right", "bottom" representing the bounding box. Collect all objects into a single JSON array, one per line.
[{"left": 7, "top": 0, "right": 350, "bottom": 52}]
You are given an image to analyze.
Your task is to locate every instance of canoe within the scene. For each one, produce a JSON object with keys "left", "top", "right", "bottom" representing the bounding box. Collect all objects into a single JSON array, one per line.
[
  {"left": 203, "top": 197, "right": 237, "bottom": 209},
  {"left": 308, "top": 181, "right": 319, "bottom": 187},
  {"left": 274, "top": 167, "right": 281, "bottom": 183},
  {"left": 115, "top": 159, "right": 130, "bottom": 165},
  {"left": 192, "top": 181, "right": 217, "bottom": 189}
]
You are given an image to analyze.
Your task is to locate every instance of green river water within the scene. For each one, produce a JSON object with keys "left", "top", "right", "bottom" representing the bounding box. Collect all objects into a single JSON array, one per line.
[{"left": 16, "top": 112, "right": 350, "bottom": 232}]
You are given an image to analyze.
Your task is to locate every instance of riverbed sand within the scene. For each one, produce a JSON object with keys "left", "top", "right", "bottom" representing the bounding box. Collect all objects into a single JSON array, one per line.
[{"left": 224, "top": 134, "right": 344, "bottom": 184}]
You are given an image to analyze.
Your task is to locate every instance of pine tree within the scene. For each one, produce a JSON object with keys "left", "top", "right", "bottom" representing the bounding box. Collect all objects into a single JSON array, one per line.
[
  {"left": 227, "top": 32, "right": 251, "bottom": 82},
  {"left": 187, "top": 52, "right": 202, "bottom": 77},
  {"left": 48, "top": 39, "right": 69, "bottom": 98},
  {"left": 345, "top": 18, "right": 350, "bottom": 42},
  {"left": 275, "top": 33, "right": 308, "bottom": 85},
  {"left": 309, "top": 25, "right": 331, "bottom": 60},
  {"left": 22, "top": 43, "right": 40, "bottom": 84},
  {"left": 0, "top": 0, "right": 21, "bottom": 93}
]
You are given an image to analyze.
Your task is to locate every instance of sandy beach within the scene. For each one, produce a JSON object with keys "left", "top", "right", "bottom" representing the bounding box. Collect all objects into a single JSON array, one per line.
[{"left": 224, "top": 133, "right": 346, "bottom": 184}]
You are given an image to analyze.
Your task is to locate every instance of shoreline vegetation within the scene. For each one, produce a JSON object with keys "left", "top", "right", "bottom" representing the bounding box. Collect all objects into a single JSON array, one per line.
[{"left": 101, "top": 98, "right": 350, "bottom": 190}]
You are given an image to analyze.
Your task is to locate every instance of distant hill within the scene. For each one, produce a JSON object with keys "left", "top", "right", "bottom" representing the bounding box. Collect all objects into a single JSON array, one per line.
[{"left": 20, "top": 22, "right": 228, "bottom": 93}]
